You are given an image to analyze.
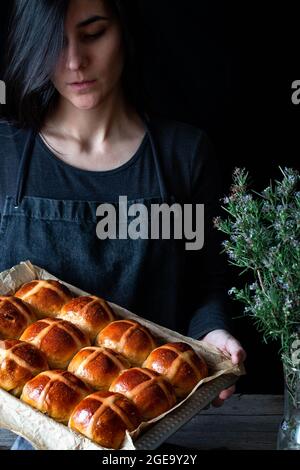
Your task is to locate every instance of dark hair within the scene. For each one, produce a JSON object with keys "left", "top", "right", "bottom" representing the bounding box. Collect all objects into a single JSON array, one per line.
[{"left": 1, "top": 0, "right": 145, "bottom": 131}]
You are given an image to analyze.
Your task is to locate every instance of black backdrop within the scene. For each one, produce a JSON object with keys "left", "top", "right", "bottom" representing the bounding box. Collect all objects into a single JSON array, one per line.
[{"left": 0, "top": 1, "right": 299, "bottom": 393}]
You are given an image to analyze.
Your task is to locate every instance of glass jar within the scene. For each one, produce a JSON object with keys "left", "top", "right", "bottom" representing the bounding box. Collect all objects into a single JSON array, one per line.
[{"left": 277, "top": 362, "right": 300, "bottom": 450}]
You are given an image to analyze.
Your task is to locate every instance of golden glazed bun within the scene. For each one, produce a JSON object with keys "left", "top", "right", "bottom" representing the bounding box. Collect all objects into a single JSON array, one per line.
[
  {"left": 0, "top": 296, "right": 36, "bottom": 340},
  {"left": 68, "top": 346, "right": 131, "bottom": 391},
  {"left": 69, "top": 391, "right": 141, "bottom": 449},
  {"left": 0, "top": 339, "right": 48, "bottom": 396},
  {"left": 58, "top": 296, "right": 116, "bottom": 342},
  {"left": 95, "top": 319, "right": 157, "bottom": 366},
  {"left": 143, "top": 342, "right": 209, "bottom": 398},
  {"left": 109, "top": 367, "right": 176, "bottom": 421},
  {"left": 15, "top": 280, "right": 73, "bottom": 319},
  {"left": 21, "top": 370, "right": 91, "bottom": 423},
  {"left": 20, "top": 318, "right": 90, "bottom": 369}
]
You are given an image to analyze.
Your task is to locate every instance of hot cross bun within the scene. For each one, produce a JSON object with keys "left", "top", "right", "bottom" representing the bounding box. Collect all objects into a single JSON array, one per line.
[
  {"left": 20, "top": 318, "right": 90, "bottom": 368},
  {"left": 95, "top": 319, "right": 157, "bottom": 366}
]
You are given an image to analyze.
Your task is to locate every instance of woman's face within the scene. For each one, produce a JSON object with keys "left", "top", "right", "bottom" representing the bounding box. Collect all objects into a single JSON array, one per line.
[{"left": 52, "top": 0, "right": 124, "bottom": 110}]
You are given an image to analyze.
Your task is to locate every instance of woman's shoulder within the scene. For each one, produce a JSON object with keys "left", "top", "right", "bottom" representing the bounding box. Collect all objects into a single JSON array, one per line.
[
  {"left": 0, "top": 118, "right": 11, "bottom": 136},
  {"left": 0, "top": 118, "right": 26, "bottom": 135},
  {"left": 148, "top": 114, "right": 213, "bottom": 172},
  {"left": 147, "top": 114, "right": 215, "bottom": 199},
  {"left": 149, "top": 114, "right": 208, "bottom": 146},
  {"left": 0, "top": 119, "right": 29, "bottom": 156}
]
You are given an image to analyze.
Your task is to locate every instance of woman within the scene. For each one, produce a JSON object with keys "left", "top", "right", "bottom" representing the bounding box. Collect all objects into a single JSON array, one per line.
[{"left": 0, "top": 0, "right": 246, "bottom": 450}]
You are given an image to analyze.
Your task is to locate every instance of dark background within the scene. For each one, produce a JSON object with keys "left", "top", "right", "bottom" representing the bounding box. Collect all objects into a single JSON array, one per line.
[{"left": 0, "top": 1, "right": 298, "bottom": 393}]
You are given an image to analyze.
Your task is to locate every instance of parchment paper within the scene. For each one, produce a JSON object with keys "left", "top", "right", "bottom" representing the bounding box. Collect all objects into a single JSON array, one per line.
[{"left": 0, "top": 261, "right": 245, "bottom": 450}]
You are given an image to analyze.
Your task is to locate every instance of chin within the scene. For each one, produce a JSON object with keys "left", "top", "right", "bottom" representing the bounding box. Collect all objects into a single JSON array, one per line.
[{"left": 70, "top": 95, "right": 102, "bottom": 110}]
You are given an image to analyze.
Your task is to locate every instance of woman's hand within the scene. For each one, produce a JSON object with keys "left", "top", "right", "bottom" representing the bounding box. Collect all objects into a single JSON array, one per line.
[{"left": 201, "top": 329, "right": 247, "bottom": 407}]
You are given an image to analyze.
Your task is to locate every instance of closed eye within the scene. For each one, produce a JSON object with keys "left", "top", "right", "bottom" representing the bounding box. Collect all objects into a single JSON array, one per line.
[
  {"left": 83, "top": 30, "right": 106, "bottom": 41},
  {"left": 62, "top": 30, "right": 106, "bottom": 48}
]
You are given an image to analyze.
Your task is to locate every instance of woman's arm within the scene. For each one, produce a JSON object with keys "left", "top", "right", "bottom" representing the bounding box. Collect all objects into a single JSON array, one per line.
[
  {"left": 186, "top": 130, "right": 233, "bottom": 339},
  {"left": 186, "top": 130, "right": 247, "bottom": 405}
]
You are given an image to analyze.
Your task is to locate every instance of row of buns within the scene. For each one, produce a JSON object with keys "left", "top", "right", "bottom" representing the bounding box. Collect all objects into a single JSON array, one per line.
[{"left": 0, "top": 279, "right": 209, "bottom": 449}]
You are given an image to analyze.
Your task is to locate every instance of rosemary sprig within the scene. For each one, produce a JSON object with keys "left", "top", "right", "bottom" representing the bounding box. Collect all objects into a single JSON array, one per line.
[{"left": 214, "top": 167, "right": 300, "bottom": 362}]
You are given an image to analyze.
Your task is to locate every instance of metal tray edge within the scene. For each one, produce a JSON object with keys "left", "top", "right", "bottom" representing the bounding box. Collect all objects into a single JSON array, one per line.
[{"left": 134, "top": 374, "right": 238, "bottom": 450}]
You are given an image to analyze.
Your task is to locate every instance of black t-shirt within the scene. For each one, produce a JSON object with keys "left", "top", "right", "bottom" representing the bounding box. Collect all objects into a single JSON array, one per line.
[{"left": 0, "top": 115, "right": 233, "bottom": 339}]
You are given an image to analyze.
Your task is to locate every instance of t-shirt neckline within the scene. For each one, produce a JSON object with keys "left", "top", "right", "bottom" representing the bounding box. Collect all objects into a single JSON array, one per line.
[{"left": 36, "top": 131, "right": 149, "bottom": 176}]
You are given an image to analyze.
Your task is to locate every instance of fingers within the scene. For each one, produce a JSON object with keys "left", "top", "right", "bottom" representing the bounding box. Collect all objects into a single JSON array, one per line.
[
  {"left": 219, "top": 384, "right": 235, "bottom": 400},
  {"left": 212, "top": 397, "right": 224, "bottom": 407},
  {"left": 211, "top": 384, "right": 236, "bottom": 407},
  {"left": 200, "top": 330, "right": 247, "bottom": 366},
  {"left": 226, "top": 338, "right": 247, "bottom": 365}
]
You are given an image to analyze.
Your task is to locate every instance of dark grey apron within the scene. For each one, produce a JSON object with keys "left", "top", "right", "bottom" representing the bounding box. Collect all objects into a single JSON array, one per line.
[
  {"left": 2, "top": 115, "right": 191, "bottom": 450},
  {"left": 0, "top": 115, "right": 187, "bottom": 334}
]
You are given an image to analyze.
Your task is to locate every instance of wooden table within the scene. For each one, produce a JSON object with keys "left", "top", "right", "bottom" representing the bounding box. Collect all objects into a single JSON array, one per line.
[{"left": 0, "top": 394, "right": 283, "bottom": 451}]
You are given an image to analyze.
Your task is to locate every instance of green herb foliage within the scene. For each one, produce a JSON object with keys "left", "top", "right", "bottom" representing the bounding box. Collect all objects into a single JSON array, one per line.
[{"left": 214, "top": 167, "right": 300, "bottom": 365}]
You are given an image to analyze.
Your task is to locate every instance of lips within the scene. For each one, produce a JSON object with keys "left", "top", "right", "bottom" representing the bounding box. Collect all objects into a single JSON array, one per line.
[
  {"left": 68, "top": 80, "right": 97, "bottom": 91},
  {"left": 70, "top": 80, "right": 94, "bottom": 85}
]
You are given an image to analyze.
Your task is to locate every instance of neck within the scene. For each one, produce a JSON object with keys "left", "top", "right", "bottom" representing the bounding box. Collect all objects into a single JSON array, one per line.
[{"left": 44, "top": 88, "right": 139, "bottom": 145}]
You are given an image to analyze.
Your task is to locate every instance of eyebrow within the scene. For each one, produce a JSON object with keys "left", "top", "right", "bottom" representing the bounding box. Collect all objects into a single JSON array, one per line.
[{"left": 76, "top": 15, "right": 110, "bottom": 28}]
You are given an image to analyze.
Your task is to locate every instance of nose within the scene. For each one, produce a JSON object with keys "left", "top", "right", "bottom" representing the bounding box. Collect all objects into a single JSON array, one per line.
[{"left": 65, "top": 41, "right": 88, "bottom": 71}]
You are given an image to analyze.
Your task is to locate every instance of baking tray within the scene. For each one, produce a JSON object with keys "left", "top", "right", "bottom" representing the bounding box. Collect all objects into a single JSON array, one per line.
[
  {"left": 0, "top": 261, "right": 245, "bottom": 450},
  {"left": 134, "top": 373, "right": 238, "bottom": 449}
]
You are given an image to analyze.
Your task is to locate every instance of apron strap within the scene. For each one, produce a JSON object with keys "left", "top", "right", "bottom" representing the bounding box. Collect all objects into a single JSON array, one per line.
[
  {"left": 14, "top": 127, "right": 36, "bottom": 208},
  {"left": 142, "top": 113, "right": 169, "bottom": 203}
]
